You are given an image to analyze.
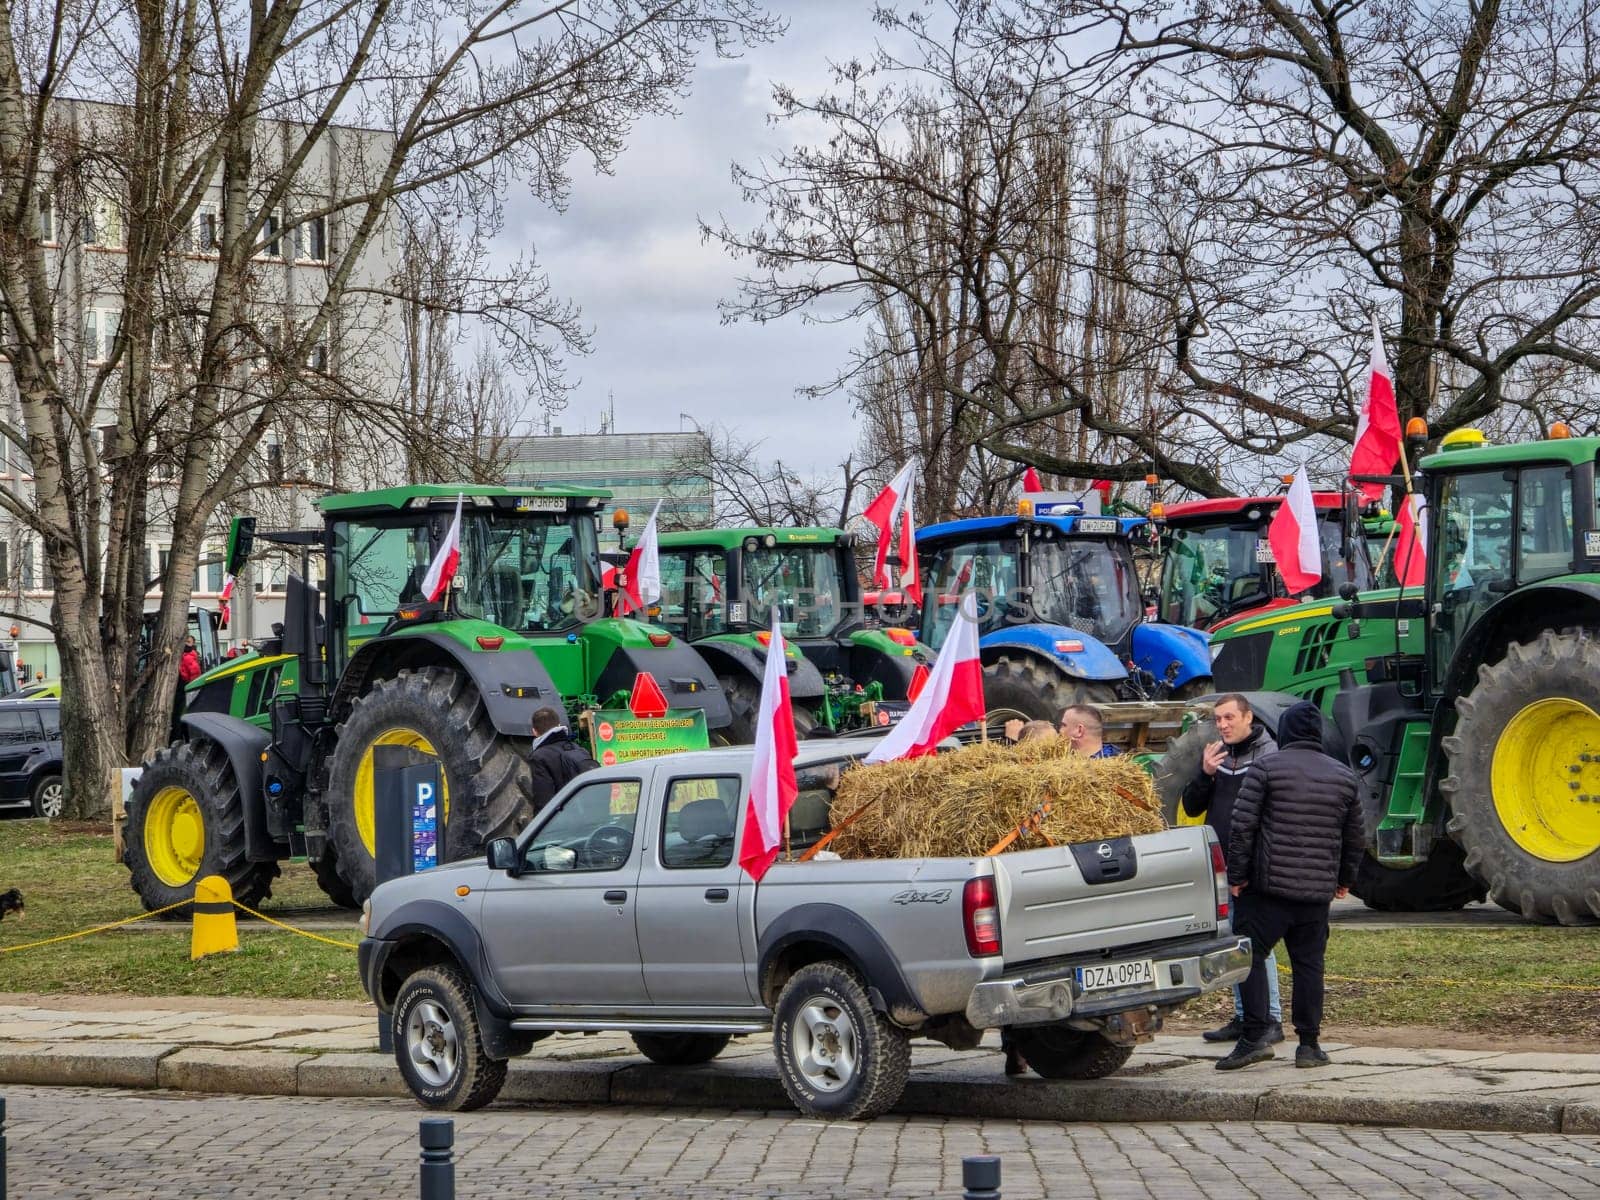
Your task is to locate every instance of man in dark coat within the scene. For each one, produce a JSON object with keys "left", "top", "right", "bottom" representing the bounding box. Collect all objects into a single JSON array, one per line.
[
  {"left": 1218, "top": 700, "right": 1363, "bottom": 1071},
  {"left": 1182, "top": 692, "right": 1281, "bottom": 1043},
  {"left": 527, "top": 706, "right": 600, "bottom": 814}
]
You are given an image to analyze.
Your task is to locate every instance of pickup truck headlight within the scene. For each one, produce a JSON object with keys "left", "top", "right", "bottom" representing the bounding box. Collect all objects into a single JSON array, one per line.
[{"left": 359, "top": 899, "right": 371, "bottom": 937}]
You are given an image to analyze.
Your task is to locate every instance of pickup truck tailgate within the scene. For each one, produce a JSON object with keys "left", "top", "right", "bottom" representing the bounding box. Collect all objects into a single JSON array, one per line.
[{"left": 990, "top": 827, "right": 1217, "bottom": 964}]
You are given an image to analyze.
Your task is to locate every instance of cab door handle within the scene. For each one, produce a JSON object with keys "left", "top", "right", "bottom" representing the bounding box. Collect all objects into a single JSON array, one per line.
[
  {"left": 704, "top": 888, "right": 729, "bottom": 902},
  {"left": 603, "top": 890, "right": 628, "bottom": 904}
]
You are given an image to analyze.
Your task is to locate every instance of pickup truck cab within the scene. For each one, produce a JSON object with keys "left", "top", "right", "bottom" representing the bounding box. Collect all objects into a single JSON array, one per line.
[{"left": 359, "top": 740, "right": 1251, "bottom": 1119}]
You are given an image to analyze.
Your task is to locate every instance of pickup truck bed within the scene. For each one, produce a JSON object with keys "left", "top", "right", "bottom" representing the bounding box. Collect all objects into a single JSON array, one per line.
[{"left": 361, "top": 739, "right": 1250, "bottom": 1119}]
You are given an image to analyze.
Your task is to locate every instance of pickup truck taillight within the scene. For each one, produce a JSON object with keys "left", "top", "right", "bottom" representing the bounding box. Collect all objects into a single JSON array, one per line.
[
  {"left": 963, "top": 877, "right": 1001, "bottom": 957},
  {"left": 1210, "top": 840, "right": 1229, "bottom": 923}
]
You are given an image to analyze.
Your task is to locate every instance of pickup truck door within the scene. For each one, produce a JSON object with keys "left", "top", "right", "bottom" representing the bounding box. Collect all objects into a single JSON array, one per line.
[
  {"left": 636, "top": 772, "right": 758, "bottom": 1006},
  {"left": 478, "top": 773, "right": 650, "bottom": 1007}
]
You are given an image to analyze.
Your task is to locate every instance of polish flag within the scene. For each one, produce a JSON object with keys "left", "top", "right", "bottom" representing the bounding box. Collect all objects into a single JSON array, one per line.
[
  {"left": 421, "top": 494, "right": 464, "bottom": 602},
  {"left": 622, "top": 500, "right": 663, "bottom": 614},
  {"left": 896, "top": 487, "right": 923, "bottom": 607},
  {"left": 219, "top": 572, "right": 235, "bottom": 628},
  {"left": 739, "top": 609, "right": 800, "bottom": 881},
  {"left": 864, "top": 460, "right": 917, "bottom": 590},
  {"left": 1022, "top": 466, "right": 1044, "bottom": 493},
  {"left": 865, "top": 592, "right": 985, "bottom": 763},
  {"left": 1350, "top": 315, "right": 1402, "bottom": 503},
  {"left": 1267, "top": 466, "right": 1322, "bottom": 595},
  {"left": 219, "top": 573, "right": 235, "bottom": 602},
  {"left": 1393, "top": 491, "right": 1427, "bottom": 588}
]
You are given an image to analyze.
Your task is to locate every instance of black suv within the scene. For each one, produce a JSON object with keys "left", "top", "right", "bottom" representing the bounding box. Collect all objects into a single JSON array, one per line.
[{"left": 0, "top": 699, "right": 63, "bottom": 818}]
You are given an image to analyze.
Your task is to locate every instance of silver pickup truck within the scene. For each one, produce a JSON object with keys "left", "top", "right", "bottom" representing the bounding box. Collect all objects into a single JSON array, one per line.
[{"left": 359, "top": 740, "right": 1251, "bottom": 1119}]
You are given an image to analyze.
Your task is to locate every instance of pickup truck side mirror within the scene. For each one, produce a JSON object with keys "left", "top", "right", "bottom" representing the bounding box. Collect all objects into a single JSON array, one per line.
[{"left": 487, "top": 837, "right": 518, "bottom": 874}]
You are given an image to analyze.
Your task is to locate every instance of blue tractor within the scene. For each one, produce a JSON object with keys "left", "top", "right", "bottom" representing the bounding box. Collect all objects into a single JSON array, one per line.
[{"left": 916, "top": 497, "right": 1212, "bottom": 728}]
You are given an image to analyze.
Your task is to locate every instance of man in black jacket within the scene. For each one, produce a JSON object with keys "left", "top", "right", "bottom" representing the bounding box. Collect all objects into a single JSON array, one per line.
[
  {"left": 527, "top": 707, "right": 600, "bottom": 814},
  {"left": 1181, "top": 693, "right": 1282, "bottom": 1044},
  {"left": 1219, "top": 700, "right": 1364, "bottom": 1071}
]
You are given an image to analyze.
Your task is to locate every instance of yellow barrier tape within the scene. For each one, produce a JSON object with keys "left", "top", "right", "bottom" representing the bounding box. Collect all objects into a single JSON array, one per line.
[
  {"left": 0, "top": 899, "right": 193, "bottom": 953},
  {"left": 228, "top": 899, "right": 360, "bottom": 950}
]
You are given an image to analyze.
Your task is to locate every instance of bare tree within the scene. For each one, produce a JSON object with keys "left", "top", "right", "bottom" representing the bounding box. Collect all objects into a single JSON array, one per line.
[
  {"left": 666, "top": 423, "right": 884, "bottom": 529},
  {"left": 0, "top": 0, "right": 777, "bottom": 816}
]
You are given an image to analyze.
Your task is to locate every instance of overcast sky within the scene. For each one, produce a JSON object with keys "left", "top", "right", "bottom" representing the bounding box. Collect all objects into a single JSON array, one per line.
[{"left": 514, "top": 1, "right": 889, "bottom": 477}]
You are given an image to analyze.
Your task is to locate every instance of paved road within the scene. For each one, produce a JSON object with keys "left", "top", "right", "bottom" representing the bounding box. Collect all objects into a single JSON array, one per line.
[{"left": 5, "top": 1085, "right": 1599, "bottom": 1199}]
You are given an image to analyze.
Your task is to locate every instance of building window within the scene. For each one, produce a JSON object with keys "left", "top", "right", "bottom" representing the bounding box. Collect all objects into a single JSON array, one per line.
[
  {"left": 294, "top": 214, "right": 327, "bottom": 263},
  {"left": 262, "top": 210, "right": 281, "bottom": 258},
  {"left": 37, "top": 193, "right": 55, "bottom": 244},
  {"left": 306, "top": 343, "right": 327, "bottom": 371},
  {"left": 19, "top": 540, "right": 33, "bottom": 591},
  {"left": 193, "top": 203, "right": 219, "bottom": 253},
  {"left": 82, "top": 191, "right": 123, "bottom": 249},
  {"left": 83, "top": 307, "right": 120, "bottom": 363},
  {"left": 0, "top": 541, "right": 9, "bottom": 588}
]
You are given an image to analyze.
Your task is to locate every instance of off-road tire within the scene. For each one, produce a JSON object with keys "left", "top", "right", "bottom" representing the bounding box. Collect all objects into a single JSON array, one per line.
[
  {"left": 1153, "top": 716, "right": 1217, "bottom": 826},
  {"left": 1353, "top": 840, "right": 1486, "bottom": 913},
  {"left": 310, "top": 845, "right": 361, "bottom": 910},
  {"left": 392, "top": 964, "right": 507, "bottom": 1111},
  {"left": 716, "top": 673, "right": 818, "bottom": 744},
  {"left": 773, "top": 962, "right": 910, "bottom": 1120},
  {"left": 631, "top": 1032, "right": 732, "bottom": 1066},
  {"left": 29, "top": 772, "right": 63, "bottom": 819},
  {"left": 982, "top": 655, "right": 1117, "bottom": 735},
  {"left": 124, "top": 740, "right": 280, "bottom": 917},
  {"left": 1008, "top": 1026, "right": 1135, "bottom": 1080},
  {"left": 1441, "top": 631, "right": 1600, "bottom": 925},
  {"left": 326, "top": 667, "right": 534, "bottom": 905}
]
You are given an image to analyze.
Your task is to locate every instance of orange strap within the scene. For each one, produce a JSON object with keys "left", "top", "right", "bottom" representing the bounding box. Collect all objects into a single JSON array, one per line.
[{"left": 985, "top": 799, "right": 1054, "bottom": 856}]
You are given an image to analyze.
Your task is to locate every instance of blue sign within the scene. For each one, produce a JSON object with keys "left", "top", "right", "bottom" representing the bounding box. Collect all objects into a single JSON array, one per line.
[{"left": 411, "top": 778, "right": 439, "bottom": 873}]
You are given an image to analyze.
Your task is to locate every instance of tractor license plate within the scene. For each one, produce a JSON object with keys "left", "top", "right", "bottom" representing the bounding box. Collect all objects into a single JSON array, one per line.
[
  {"left": 1076, "top": 959, "right": 1155, "bottom": 993},
  {"left": 517, "top": 496, "right": 568, "bottom": 512},
  {"left": 1075, "top": 517, "right": 1119, "bottom": 534}
]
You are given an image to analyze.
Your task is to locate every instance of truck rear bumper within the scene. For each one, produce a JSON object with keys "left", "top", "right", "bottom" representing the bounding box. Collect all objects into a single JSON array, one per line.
[{"left": 965, "top": 934, "right": 1252, "bottom": 1029}]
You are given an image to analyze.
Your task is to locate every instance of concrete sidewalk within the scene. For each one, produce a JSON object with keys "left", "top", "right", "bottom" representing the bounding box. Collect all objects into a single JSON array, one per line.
[{"left": 1, "top": 999, "right": 1596, "bottom": 1133}]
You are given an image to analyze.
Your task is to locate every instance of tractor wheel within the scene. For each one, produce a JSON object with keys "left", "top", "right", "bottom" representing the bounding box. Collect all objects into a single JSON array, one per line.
[
  {"left": 310, "top": 845, "right": 361, "bottom": 910},
  {"left": 1169, "top": 677, "right": 1215, "bottom": 702},
  {"left": 981, "top": 656, "right": 1116, "bottom": 739},
  {"left": 1352, "top": 840, "right": 1486, "bottom": 912},
  {"left": 1152, "top": 717, "right": 1215, "bottom": 829},
  {"left": 715, "top": 673, "right": 818, "bottom": 745},
  {"left": 124, "top": 740, "right": 281, "bottom": 917},
  {"left": 1440, "top": 631, "right": 1600, "bottom": 925},
  {"left": 325, "top": 667, "right": 534, "bottom": 905}
]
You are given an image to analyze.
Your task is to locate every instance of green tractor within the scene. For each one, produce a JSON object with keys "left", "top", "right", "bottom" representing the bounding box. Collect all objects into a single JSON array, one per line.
[
  {"left": 124, "top": 484, "right": 733, "bottom": 911},
  {"left": 1165, "top": 426, "right": 1600, "bottom": 923},
  {"left": 643, "top": 527, "right": 934, "bottom": 738}
]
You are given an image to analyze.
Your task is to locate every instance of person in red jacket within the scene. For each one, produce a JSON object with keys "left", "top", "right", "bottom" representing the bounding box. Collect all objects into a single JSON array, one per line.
[{"left": 178, "top": 635, "right": 202, "bottom": 683}]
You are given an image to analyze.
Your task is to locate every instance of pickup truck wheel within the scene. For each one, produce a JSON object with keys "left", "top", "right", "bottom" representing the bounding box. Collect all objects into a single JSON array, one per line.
[
  {"left": 773, "top": 962, "right": 909, "bottom": 1120},
  {"left": 1008, "top": 1026, "right": 1134, "bottom": 1080},
  {"left": 393, "top": 965, "right": 507, "bottom": 1112},
  {"left": 631, "top": 1032, "right": 732, "bottom": 1066}
]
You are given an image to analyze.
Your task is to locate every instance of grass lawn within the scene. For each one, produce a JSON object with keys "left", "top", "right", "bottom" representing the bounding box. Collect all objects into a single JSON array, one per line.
[
  {"left": 2, "top": 819, "right": 1595, "bottom": 1031},
  {"left": 0, "top": 817, "right": 363, "bottom": 1001}
]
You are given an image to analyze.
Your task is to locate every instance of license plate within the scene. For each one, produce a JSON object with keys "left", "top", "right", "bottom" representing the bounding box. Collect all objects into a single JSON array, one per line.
[
  {"left": 1074, "top": 517, "right": 1120, "bottom": 535},
  {"left": 1076, "top": 959, "right": 1155, "bottom": 992},
  {"left": 517, "top": 496, "right": 568, "bottom": 512}
]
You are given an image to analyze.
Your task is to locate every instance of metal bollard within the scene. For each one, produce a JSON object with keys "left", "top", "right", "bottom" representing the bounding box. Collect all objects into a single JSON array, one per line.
[
  {"left": 419, "top": 1117, "right": 454, "bottom": 1200},
  {"left": 962, "top": 1154, "right": 1001, "bottom": 1200}
]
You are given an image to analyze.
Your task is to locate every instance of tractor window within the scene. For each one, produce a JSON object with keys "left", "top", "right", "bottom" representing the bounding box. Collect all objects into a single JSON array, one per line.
[
  {"left": 332, "top": 521, "right": 432, "bottom": 623},
  {"left": 1517, "top": 466, "right": 1573, "bottom": 584},
  {"left": 455, "top": 512, "right": 602, "bottom": 632},
  {"left": 1431, "top": 471, "right": 1515, "bottom": 687},
  {"left": 657, "top": 551, "right": 727, "bottom": 640},
  {"left": 921, "top": 539, "right": 1020, "bottom": 649},
  {"left": 1029, "top": 538, "right": 1143, "bottom": 648},
  {"left": 1158, "top": 526, "right": 1266, "bottom": 626},
  {"left": 741, "top": 546, "right": 842, "bottom": 637}
]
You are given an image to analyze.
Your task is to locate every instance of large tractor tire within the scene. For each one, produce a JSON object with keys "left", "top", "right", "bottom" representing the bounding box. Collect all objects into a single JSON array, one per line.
[
  {"left": 981, "top": 655, "right": 1116, "bottom": 738},
  {"left": 311, "top": 846, "right": 361, "bottom": 910},
  {"left": 1353, "top": 840, "right": 1486, "bottom": 913},
  {"left": 715, "top": 673, "right": 818, "bottom": 744},
  {"left": 325, "top": 667, "right": 534, "bottom": 905},
  {"left": 1152, "top": 716, "right": 1215, "bottom": 828},
  {"left": 124, "top": 740, "right": 280, "bottom": 917},
  {"left": 1440, "top": 631, "right": 1600, "bottom": 925}
]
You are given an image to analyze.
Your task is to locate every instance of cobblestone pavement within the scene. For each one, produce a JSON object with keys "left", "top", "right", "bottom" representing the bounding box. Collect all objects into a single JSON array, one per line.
[{"left": 5, "top": 1084, "right": 1600, "bottom": 1199}]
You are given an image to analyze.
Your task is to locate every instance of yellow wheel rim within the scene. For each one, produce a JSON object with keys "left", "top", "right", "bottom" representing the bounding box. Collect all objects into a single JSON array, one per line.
[
  {"left": 144, "top": 785, "right": 205, "bottom": 887},
  {"left": 1173, "top": 801, "right": 1205, "bottom": 828},
  {"left": 353, "top": 728, "right": 449, "bottom": 856},
  {"left": 1490, "top": 698, "right": 1600, "bottom": 863}
]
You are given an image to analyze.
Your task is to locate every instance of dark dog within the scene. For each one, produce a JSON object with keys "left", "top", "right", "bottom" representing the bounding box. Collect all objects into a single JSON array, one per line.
[{"left": 0, "top": 888, "right": 23, "bottom": 921}]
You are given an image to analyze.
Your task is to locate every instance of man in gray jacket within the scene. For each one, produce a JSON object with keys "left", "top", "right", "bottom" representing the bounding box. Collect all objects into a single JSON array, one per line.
[{"left": 1218, "top": 700, "right": 1364, "bottom": 1071}]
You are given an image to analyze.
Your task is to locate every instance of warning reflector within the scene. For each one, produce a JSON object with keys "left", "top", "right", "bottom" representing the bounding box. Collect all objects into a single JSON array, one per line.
[{"left": 629, "top": 672, "right": 669, "bottom": 718}]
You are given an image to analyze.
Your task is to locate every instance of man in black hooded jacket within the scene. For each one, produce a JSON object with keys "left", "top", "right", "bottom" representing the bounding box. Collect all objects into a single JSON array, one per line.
[
  {"left": 1218, "top": 700, "right": 1364, "bottom": 1071},
  {"left": 527, "top": 707, "right": 600, "bottom": 814}
]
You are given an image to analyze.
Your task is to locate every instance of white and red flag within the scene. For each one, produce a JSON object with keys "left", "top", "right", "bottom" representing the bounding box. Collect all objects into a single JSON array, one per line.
[
  {"left": 739, "top": 608, "right": 800, "bottom": 881},
  {"left": 1393, "top": 491, "right": 1427, "bottom": 588},
  {"left": 1350, "top": 315, "right": 1402, "bottom": 503},
  {"left": 421, "top": 494, "right": 464, "bottom": 602},
  {"left": 621, "top": 500, "right": 663, "bottom": 615},
  {"left": 1268, "top": 466, "right": 1323, "bottom": 595},
  {"left": 1022, "top": 466, "right": 1044, "bottom": 493},
  {"left": 865, "top": 592, "right": 985, "bottom": 763},
  {"left": 863, "top": 461, "right": 925, "bottom": 607}
]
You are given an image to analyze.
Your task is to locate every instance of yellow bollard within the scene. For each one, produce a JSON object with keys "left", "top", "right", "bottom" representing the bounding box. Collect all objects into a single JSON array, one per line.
[{"left": 190, "top": 875, "right": 240, "bottom": 960}]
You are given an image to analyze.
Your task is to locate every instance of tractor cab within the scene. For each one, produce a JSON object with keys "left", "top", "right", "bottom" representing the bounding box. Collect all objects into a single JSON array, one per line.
[{"left": 1155, "top": 491, "right": 1375, "bottom": 632}]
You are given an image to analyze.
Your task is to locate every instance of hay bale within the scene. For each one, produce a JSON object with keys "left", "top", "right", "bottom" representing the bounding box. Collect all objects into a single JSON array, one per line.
[{"left": 826, "top": 739, "right": 1165, "bottom": 860}]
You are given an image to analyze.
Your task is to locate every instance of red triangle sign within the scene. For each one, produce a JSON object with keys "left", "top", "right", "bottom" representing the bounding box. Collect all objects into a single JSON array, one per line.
[
  {"left": 906, "top": 663, "right": 930, "bottom": 703},
  {"left": 629, "top": 671, "right": 669, "bottom": 718}
]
